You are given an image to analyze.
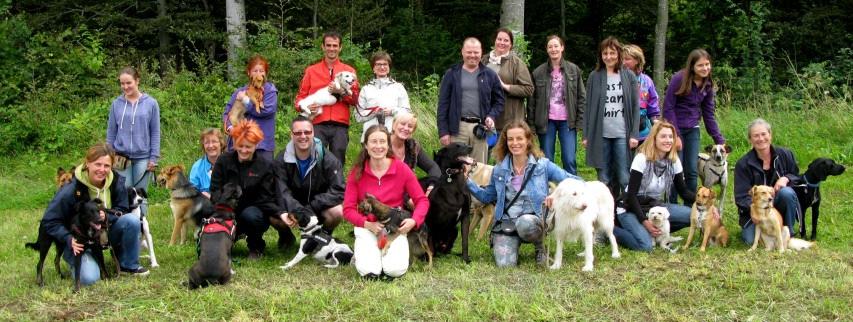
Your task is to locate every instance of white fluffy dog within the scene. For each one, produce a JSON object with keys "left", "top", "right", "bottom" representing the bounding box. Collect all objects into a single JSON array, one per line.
[
  {"left": 647, "top": 206, "right": 683, "bottom": 253},
  {"left": 297, "top": 71, "right": 357, "bottom": 119},
  {"left": 546, "top": 180, "right": 620, "bottom": 271}
]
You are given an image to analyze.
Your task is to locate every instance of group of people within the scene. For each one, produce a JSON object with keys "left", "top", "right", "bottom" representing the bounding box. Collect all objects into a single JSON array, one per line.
[{"left": 39, "top": 29, "right": 808, "bottom": 287}]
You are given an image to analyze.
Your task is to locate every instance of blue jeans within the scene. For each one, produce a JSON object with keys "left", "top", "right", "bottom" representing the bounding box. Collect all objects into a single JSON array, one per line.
[
  {"left": 62, "top": 212, "right": 143, "bottom": 286},
  {"left": 237, "top": 206, "right": 271, "bottom": 253},
  {"left": 118, "top": 158, "right": 151, "bottom": 215},
  {"left": 540, "top": 120, "right": 578, "bottom": 175},
  {"left": 740, "top": 187, "right": 800, "bottom": 245},
  {"left": 597, "top": 137, "right": 629, "bottom": 191},
  {"left": 671, "top": 127, "right": 699, "bottom": 205},
  {"left": 491, "top": 214, "right": 543, "bottom": 267},
  {"left": 614, "top": 203, "right": 691, "bottom": 251}
]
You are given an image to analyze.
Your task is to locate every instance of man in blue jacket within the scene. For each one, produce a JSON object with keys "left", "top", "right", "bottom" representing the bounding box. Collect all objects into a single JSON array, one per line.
[{"left": 437, "top": 37, "right": 505, "bottom": 163}]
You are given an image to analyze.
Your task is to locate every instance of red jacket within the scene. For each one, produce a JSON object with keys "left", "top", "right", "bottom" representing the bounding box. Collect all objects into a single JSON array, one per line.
[
  {"left": 343, "top": 158, "right": 429, "bottom": 228},
  {"left": 294, "top": 59, "right": 360, "bottom": 125}
]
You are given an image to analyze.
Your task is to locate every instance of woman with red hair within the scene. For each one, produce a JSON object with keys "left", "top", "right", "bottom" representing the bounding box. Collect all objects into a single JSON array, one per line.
[
  {"left": 210, "top": 120, "right": 286, "bottom": 259},
  {"left": 222, "top": 55, "right": 279, "bottom": 160}
]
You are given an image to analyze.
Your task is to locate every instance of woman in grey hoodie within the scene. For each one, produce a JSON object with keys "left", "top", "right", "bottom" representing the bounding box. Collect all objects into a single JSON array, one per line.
[{"left": 106, "top": 67, "right": 161, "bottom": 203}]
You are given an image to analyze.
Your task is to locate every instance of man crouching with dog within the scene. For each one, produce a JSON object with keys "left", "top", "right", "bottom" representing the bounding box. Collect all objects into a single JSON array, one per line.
[
  {"left": 273, "top": 116, "right": 345, "bottom": 244},
  {"left": 37, "top": 143, "right": 149, "bottom": 287}
]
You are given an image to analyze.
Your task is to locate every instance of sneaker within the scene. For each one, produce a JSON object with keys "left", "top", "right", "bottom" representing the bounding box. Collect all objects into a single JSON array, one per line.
[
  {"left": 247, "top": 250, "right": 263, "bottom": 261},
  {"left": 120, "top": 266, "right": 150, "bottom": 276}
]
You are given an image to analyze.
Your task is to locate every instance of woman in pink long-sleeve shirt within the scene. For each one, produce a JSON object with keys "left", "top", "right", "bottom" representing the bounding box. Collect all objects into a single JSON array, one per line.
[{"left": 343, "top": 125, "right": 429, "bottom": 279}]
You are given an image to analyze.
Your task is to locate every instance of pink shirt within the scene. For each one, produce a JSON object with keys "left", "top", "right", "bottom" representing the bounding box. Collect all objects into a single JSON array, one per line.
[
  {"left": 343, "top": 158, "right": 429, "bottom": 228},
  {"left": 548, "top": 66, "right": 567, "bottom": 120}
]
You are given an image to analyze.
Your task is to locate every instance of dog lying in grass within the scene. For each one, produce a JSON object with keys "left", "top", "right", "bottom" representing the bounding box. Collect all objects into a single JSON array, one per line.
[
  {"left": 358, "top": 193, "right": 432, "bottom": 266},
  {"left": 188, "top": 183, "right": 240, "bottom": 289},
  {"left": 683, "top": 187, "right": 729, "bottom": 252},
  {"left": 278, "top": 212, "right": 354, "bottom": 270}
]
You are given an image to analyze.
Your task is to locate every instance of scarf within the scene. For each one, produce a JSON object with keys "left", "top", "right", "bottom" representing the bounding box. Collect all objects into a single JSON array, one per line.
[
  {"left": 639, "top": 159, "right": 675, "bottom": 202},
  {"left": 488, "top": 50, "right": 509, "bottom": 66}
]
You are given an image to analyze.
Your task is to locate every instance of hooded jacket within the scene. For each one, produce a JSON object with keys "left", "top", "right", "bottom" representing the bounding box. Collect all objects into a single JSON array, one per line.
[
  {"left": 106, "top": 93, "right": 161, "bottom": 162},
  {"left": 42, "top": 166, "right": 129, "bottom": 245},
  {"left": 274, "top": 138, "right": 345, "bottom": 216},
  {"left": 222, "top": 82, "right": 280, "bottom": 152}
]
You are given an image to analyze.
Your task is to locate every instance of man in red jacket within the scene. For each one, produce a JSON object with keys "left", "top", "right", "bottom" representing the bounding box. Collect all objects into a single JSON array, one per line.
[{"left": 294, "top": 31, "right": 360, "bottom": 165}]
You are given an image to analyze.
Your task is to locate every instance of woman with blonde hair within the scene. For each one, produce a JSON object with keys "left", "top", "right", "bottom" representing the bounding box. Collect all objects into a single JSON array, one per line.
[
  {"left": 622, "top": 44, "right": 660, "bottom": 144},
  {"left": 614, "top": 121, "right": 694, "bottom": 251},
  {"left": 390, "top": 112, "right": 440, "bottom": 195},
  {"left": 189, "top": 128, "right": 225, "bottom": 199}
]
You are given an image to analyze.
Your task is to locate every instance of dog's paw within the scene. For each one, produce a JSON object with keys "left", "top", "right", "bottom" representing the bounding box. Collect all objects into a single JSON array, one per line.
[
  {"left": 279, "top": 264, "right": 294, "bottom": 270},
  {"left": 611, "top": 251, "right": 621, "bottom": 259},
  {"left": 581, "top": 264, "right": 594, "bottom": 272},
  {"left": 549, "top": 263, "right": 562, "bottom": 270}
]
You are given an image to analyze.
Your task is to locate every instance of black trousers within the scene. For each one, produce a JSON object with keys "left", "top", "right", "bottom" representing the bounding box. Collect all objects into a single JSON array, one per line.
[{"left": 314, "top": 122, "right": 349, "bottom": 165}]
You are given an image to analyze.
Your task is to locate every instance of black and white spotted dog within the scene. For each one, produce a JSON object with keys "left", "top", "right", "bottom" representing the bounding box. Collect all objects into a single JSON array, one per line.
[
  {"left": 279, "top": 214, "right": 353, "bottom": 270},
  {"left": 128, "top": 188, "right": 158, "bottom": 268}
]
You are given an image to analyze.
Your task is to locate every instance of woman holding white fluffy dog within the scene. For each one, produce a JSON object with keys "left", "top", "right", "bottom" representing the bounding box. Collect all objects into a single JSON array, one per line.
[
  {"left": 615, "top": 121, "right": 694, "bottom": 251},
  {"left": 468, "top": 120, "right": 582, "bottom": 267}
]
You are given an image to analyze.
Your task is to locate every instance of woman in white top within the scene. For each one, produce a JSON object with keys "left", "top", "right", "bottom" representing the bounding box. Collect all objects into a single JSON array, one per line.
[
  {"left": 614, "top": 121, "right": 694, "bottom": 251},
  {"left": 356, "top": 51, "right": 411, "bottom": 142}
]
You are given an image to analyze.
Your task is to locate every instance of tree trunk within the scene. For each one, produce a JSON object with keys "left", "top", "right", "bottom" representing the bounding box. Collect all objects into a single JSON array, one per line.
[
  {"left": 654, "top": 0, "right": 668, "bottom": 92},
  {"left": 312, "top": 0, "right": 318, "bottom": 39},
  {"left": 202, "top": 0, "right": 215, "bottom": 65},
  {"left": 157, "top": 0, "right": 169, "bottom": 76},
  {"left": 226, "top": 0, "right": 247, "bottom": 81},
  {"left": 560, "top": 0, "right": 566, "bottom": 39},
  {"left": 500, "top": 0, "right": 524, "bottom": 34}
]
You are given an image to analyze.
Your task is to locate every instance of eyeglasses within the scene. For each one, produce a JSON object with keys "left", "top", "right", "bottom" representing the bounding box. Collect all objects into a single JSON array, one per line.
[{"left": 292, "top": 130, "right": 313, "bottom": 137}]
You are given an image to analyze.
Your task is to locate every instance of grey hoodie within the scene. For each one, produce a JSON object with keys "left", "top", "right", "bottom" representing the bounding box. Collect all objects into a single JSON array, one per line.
[{"left": 106, "top": 93, "right": 161, "bottom": 162}]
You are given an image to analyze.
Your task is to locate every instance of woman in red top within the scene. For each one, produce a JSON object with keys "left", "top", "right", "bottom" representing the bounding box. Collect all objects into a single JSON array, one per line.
[{"left": 342, "top": 125, "right": 429, "bottom": 279}]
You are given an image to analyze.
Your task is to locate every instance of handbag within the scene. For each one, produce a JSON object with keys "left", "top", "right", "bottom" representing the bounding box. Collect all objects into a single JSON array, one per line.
[
  {"left": 113, "top": 153, "right": 130, "bottom": 171},
  {"left": 491, "top": 163, "right": 537, "bottom": 236}
]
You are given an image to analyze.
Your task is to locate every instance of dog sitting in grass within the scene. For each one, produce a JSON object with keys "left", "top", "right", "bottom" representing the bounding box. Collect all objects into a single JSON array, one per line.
[
  {"left": 358, "top": 193, "right": 433, "bottom": 266},
  {"left": 187, "top": 183, "right": 240, "bottom": 289},
  {"left": 683, "top": 187, "right": 729, "bottom": 252},
  {"left": 647, "top": 206, "right": 683, "bottom": 253},
  {"left": 748, "top": 185, "right": 813, "bottom": 252}
]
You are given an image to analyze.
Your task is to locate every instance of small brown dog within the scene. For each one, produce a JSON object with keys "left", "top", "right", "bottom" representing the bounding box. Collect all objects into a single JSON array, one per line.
[
  {"left": 226, "top": 73, "right": 265, "bottom": 129},
  {"left": 358, "top": 193, "right": 433, "bottom": 267},
  {"left": 56, "top": 167, "right": 74, "bottom": 190},
  {"left": 748, "top": 185, "right": 789, "bottom": 253},
  {"left": 467, "top": 162, "right": 495, "bottom": 240},
  {"left": 157, "top": 165, "right": 213, "bottom": 245},
  {"left": 683, "top": 186, "right": 729, "bottom": 251}
]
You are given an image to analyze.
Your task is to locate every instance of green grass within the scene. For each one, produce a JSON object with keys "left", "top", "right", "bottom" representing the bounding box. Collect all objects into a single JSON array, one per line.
[{"left": 0, "top": 101, "right": 851, "bottom": 320}]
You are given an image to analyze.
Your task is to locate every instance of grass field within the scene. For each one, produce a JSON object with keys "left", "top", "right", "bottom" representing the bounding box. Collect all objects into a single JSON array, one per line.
[{"left": 0, "top": 102, "right": 850, "bottom": 321}]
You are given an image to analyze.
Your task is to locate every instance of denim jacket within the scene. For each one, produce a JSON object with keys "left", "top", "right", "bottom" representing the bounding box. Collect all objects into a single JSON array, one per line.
[{"left": 468, "top": 155, "right": 582, "bottom": 224}]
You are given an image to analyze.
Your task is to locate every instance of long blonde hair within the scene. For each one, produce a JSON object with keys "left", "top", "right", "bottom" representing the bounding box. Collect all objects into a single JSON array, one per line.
[{"left": 637, "top": 121, "right": 681, "bottom": 161}]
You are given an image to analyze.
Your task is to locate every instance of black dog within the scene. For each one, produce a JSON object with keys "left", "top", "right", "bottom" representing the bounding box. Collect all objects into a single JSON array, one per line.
[
  {"left": 26, "top": 199, "right": 113, "bottom": 292},
  {"left": 792, "top": 158, "right": 846, "bottom": 240},
  {"left": 424, "top": 143, "right": 474, "bottom": 263},
  {"left": 188, "top": 183, "right": 240, "bottom": 289}
]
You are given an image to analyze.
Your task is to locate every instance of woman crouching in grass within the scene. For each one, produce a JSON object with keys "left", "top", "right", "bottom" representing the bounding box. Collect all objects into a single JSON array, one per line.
[{"left": 342, "top": 125, "right": 429, "bottom": 280}]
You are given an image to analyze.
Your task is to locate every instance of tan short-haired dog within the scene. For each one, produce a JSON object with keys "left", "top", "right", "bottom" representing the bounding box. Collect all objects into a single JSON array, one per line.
[
  {"left": 748, "top": 185, "right": 789, "bottom": 253},
  {"left": 683, "top": 186, "right": 729, "bottom": 251},
  {"left": 467, "top": 162, "right": 495, "bottom": 240}
]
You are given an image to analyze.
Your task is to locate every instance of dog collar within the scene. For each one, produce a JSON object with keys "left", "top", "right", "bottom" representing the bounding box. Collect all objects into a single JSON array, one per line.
[
  {"left": 444, "top": 168, "right": 464, "bottom": 183},
  {"left": 802, "top": 175, "right": 820, "bottom": 188}
]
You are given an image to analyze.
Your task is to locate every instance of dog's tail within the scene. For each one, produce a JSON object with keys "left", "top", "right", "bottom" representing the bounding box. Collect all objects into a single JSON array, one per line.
[
  {"left": 24, "top": 242, "right": 38, "bottom": 250},
  {"left": 788, "top": 238, "right": 814, "bottom": 251}
]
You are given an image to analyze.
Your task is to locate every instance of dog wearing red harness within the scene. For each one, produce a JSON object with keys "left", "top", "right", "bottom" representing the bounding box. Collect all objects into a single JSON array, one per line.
[{"left": 187, "top": 183, "right": 240, "bottom": 289}]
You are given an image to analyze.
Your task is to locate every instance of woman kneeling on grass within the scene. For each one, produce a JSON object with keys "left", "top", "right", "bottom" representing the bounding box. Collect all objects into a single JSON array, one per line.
[
  {"left": 342, "top": 125, "right": 429, "bottom": 280},
  {"left": 614, "top": 121, "right": 694, "bottom": 251},
  {"left": 41, "top": 143, "right": 148, "bottom": 286},
  {"left": 468, "top": 120, "right": 582, "bottom": 267}
]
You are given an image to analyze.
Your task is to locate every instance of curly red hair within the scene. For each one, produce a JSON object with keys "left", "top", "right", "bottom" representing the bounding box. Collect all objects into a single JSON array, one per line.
[
  {"left": 245, "top": 55, "right": 270, "bottom": 74},
  {"left": 230, "top": 119, "right": 264, "bottom": 146}
]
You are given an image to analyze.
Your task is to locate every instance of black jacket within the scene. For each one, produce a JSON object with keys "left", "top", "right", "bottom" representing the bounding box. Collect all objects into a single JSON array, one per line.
[
  {"left": 733, "top": 145, "right": 801, "bottom": 226},
  {"left": 402, "top": 138, "right": 441, "bottom": 187},
  {"left": 42, "top": 171, "right": 129, "bottom": 245},
  {"left": 274, "top": 139, "right": 345, "bottom": 217},
  {"left": 210, "top": 151, "right": 282, "bottom": 215}
]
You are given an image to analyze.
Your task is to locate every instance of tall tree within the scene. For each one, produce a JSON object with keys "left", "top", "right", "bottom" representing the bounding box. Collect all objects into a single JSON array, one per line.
[
  {"left": 157, "top": 0, "right": 169, "bottom": 75},
  {"left": 654, "top": 0, "right": 668, "bottom": 91},
  {"left": 226, "top": 0, "right": 247, "bottom": 80},
  {"left": 500, "top": 0, "right": 524, "bottom": 34}
]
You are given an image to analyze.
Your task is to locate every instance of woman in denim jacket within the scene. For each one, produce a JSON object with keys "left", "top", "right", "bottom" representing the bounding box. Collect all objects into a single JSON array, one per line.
[{"left": 468, "top": 120, "right": 582, "bottom": 267}]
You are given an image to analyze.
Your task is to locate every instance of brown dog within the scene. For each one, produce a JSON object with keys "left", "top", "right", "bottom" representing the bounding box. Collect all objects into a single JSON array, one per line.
[
  {"left": 358, "top": 193, "right": 433, "bottom": 267},
  {"left": 157, "top": 165, "right": 213, "bottom": 245},
  {"left": 467, "top": 162, "right": 495, "bottom": 240},
  {"left": 748, "top": 185, "right": 789, "bottom": 253},
  {"left": 56, "top": 167, "right": 73, "bottom": 190},
  {"left": 226, "top": 74, "right": 265, "bottom": 130},
  {"left": 683, "top": 186, "right": 729, "bottom": 251}
]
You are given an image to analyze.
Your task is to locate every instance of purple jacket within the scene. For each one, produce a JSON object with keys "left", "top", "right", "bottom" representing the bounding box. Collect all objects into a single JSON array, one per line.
[
  {"left": 222, "top": 82, "right": 279, "bottom": 152},
  {"left": 662, "top": 71, "right": 725, "bottom": 144}
]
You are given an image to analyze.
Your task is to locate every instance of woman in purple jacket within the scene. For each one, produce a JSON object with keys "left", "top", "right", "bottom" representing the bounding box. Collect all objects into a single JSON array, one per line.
[
  {"left": 222, "top": 55, "right": 279, "bottom": 161},
  {"left": 663, "top": 49, "right": 725, "bottom": 204}
]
